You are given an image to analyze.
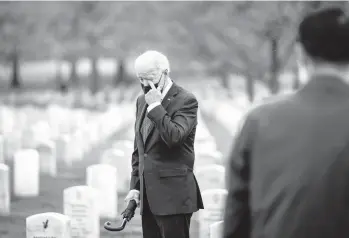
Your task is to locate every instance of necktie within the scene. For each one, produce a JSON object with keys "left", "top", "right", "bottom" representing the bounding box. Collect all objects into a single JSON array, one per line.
[{"left": 141, "top": 110, "right": 152, "bottom": 143}]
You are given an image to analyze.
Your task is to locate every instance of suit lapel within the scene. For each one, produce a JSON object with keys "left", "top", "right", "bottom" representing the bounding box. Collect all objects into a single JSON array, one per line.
[
  {"left": 144, "top": 83, "right": 179, "bottom": 146},
  {"left": 136, "top": 98, "right": 147, "bottom": 146}
]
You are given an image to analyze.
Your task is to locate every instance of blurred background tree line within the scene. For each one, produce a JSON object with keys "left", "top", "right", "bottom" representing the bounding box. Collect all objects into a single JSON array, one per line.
[{"left": 0, "top": 1, "right": 347, "bottom": 101}]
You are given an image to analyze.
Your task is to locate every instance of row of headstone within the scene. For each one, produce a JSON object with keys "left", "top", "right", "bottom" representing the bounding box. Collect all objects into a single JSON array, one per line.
[
  {"left": 199, "top": 189, "right": 228, "bottom": 238},
  {"left": 0, "top": 131, "right": 134, "bottom": 206},
  {"left": 26, "top": 186, "right": 99, "bottom": 238},
  {"left": 0, "top": 95, "right": 135, "bottom": 161},
  {"left": 24, "top": 133, "right": 137, "bottom": 238},
  {"left": 0, "top": 102, "right": 136, "bottom": 173},
  {"left": 4, "top": 137, "right": 133, "bottom": 237},
  {"left": 24, "top": 171, "right": 227, "bottom": 238},
  {"left": 23, "top": 134, "right": 135, "bottom": 237},
  {"left": 0, "top": 145, "right": 59, "bottom": 201},
  {"left": 0, "top": 87, "right": 138, "bottom": 237},
  {"left": 195, "top": 164, "right": 225, "bottom": 192},
  {"left": 0, "top": 102, "right": 135, "bottom": 214}
]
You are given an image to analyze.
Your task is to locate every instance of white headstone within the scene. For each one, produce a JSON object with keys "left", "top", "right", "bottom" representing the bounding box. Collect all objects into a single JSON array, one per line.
[
  {"left": 0, "top": 106, "right": 15, "bottom": 135},
  {"left": 125, "top": 126, "right": 135, "bottom": 140},
  {"left": 195, "top": 141, "right": 218, "bottom": 158},
  {"left": 70, "top": 131, "right": 84, "bottom": 162},
  {"left": 216, "top": 103, "right": 244, "bottom": 136},
  {"left": 196, "top": 122, "right": 212, "bottom": 141},
  {"left": 112, "top": 140, "right": 133, "bottom": 153},
  {"left": 55, "top": 135, "right": 69, "bottom": 163},
  {"left": 86, "top": 164, "right": 118, "bottom": 219},
  {"left": 0, "top": 163, "right": 10, "bottom": 215},
  {"left": 87, "top": 123, "right": 99, "bottom": 145},
  {"left": 195, "top": 151, "right": 223, "bottom": 168},
  {"left": 199, "top": 189, "right": 228, "bottom": 238},
  {"left": 0, "top": 135, "right": 4, "bottom": 163},
  {"left": 14, "top": 149, "right": 40, "bottom": 197},
  {"left": 26, "top": 212, "right": 71, "bottom": 238},
  {"left": 195, "top": 165, "right": 225, "bottom": 192},
  {"left": 37, "top": 140, "right": 57, "bottom": 177},
  {"left": 101, "top": 148, "right": 131, "bottom": 192},
  {"left": 22, "top": 127, "right": 37, "bottom": 149},
  {"left": 32, "top": 121, "right": 52, "bottom": 142},
  {"left": 63, "top": 186, "right": 99, "bottom": 238},
  {"left": 210, "top": 220, "right": 224, "bottom": 238},
  {"left": 4, "top": 131, "right": 22, "bottom": 160}
]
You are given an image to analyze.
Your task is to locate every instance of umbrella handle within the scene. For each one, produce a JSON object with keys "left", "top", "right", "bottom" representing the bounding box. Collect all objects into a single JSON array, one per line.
[{"left": 104, "top": 218, "right": 128, "bottom": 231}]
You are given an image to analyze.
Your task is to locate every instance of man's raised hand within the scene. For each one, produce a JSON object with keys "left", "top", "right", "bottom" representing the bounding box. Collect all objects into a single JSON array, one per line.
[{"left": 145, "top": 81, "right": 162, "bottom": 105}]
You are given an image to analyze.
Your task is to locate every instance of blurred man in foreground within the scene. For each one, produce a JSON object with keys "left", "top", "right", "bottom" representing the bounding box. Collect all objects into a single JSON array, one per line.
[
  {"left": 223, "top": 7, "right": 349, "bottom": 238},
  {"left": 123, "top": 50, "right": 203, "bottom": 238}
]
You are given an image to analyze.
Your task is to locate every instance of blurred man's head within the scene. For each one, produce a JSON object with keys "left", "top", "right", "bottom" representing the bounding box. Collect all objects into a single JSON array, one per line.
[
  {"left": 297, "top": 6, "right": 349, "bottom": 80},
  {"left": 134, "top": 50, "right": 170, "bottom": 94}
]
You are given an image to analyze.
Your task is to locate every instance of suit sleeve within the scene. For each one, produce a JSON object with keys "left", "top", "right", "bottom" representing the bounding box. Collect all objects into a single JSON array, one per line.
[
  {"left": 223, "top": 112, "right": 256, "bottom": 238},
  {"left": 147, "top": 95, "right": 198, "bottom": 148},
  {"left": 130, "top": 97, "right": 140, "bottom": 191}
]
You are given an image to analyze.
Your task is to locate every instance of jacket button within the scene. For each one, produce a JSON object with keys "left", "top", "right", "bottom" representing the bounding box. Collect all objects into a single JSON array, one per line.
[{"left": 144, "top": 153, "right": 147, "bottom": 158}]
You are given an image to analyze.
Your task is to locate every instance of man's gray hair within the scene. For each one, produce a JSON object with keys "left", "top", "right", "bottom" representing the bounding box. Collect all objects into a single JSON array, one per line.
[{"left": 134, "top": 50, "right": 170, "bottom": 79}]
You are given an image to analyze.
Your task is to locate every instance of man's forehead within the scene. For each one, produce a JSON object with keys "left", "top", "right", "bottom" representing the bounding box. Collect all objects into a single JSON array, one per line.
[
  {"left": 139, "top": 77, "right": 154, "bottom": 83},
  {"left": 137, "top": 70, "right": 159, "bottom": 79}
]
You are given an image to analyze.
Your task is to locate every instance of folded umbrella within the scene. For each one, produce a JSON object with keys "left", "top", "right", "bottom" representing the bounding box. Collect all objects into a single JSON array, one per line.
[{"left": 104, "top": 200, "right": 137, "bottom": 232}]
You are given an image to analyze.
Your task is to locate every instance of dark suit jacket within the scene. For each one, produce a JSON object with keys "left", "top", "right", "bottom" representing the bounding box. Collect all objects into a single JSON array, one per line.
[
  {"left": 130, "top": 82, "right": 204, "bottom": 216},
  {"left": 223, "top": 74, "right": 349, "bottom": 238}
]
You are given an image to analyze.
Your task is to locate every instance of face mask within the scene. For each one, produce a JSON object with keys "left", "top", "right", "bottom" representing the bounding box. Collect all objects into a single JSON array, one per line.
[
  {"left": 141, "top": 82, "right": 159, "bottom": 94},
  {"left": 140, "top": 71, "right": 166, "bottom": 94}
]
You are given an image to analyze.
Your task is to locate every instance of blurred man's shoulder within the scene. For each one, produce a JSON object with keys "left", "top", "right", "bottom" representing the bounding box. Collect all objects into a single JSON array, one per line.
[{"left": 248, "top": 92, "right": 296, "bottom": 117}]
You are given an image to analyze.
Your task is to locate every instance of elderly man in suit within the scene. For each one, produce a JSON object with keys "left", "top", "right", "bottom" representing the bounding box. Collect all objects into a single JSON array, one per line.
[
  {"left": 223, "top": 6, "right": 349, "bottom": 238},
  {"left": 123, "top": 50, "right": 204, "bottom": 238}
]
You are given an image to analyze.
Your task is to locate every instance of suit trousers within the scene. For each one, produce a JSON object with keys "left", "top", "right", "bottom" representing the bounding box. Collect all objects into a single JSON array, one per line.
[{"left": 141, "top": 180, "right": 193, "bottom": 238}]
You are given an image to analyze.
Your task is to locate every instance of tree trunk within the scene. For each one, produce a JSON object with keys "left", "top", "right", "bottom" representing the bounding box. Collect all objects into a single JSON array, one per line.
[
  {"left": 292, "top": 64, "right": 301, "bottom": 90},
  {"left": 10, "top": 49, "right": 21, "bottom": 89},
  {"left": 69, "top": 58, "right": 79, "bottom": 86},
  {"left": 114, "top": 59, "right": 124, "bottom": 87},
  {"left": 216, "top": 61, "right": 232, "bottom": 98},
  {"left": 220, "top": 73, "right": 229, "bottom": 89},
  {"left": 56, "top": 61, "right": 68, "bottom": 93},
  {"left": 245, "top": 72, "right": 255, "bottom": 102},
  {"left": 90, "top": 57, "right": 99, "bottom": 94},
  {"left": 269, "top": 38, "right": 279, "bottom": 94}
]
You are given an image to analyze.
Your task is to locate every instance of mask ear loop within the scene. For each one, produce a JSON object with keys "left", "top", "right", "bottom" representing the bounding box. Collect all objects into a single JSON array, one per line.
[{"left": 158, "top": 71, "right": 166, "bottom": 94}]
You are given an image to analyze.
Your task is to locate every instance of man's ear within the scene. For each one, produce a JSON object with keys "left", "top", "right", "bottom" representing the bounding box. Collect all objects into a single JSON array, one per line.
[{"left": 163, "top": 69, "right": 168, "bottom": 75}]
